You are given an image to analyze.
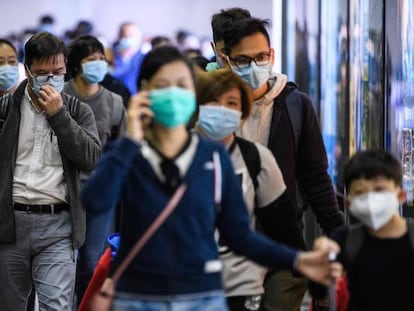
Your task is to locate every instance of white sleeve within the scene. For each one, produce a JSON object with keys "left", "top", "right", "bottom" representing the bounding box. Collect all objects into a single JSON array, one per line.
[{"left": 255, "top": 143, "right": 287, "bottom": 208}]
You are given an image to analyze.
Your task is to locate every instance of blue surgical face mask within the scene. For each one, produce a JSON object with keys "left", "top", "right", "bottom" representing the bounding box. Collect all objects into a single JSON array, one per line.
[
  {"left": 116, "top": 37, "right": 140, "bottom": 53},
  {"left": 31, "top": 76, "right": 64, "bottom": 96},
  {"left": 81, "top": 60, "right": 108, "bottom": 84},
  {"left": 26, "top": 64, "right": 65, "bottom": 96},
  {"left": 198, "top": 105, "right": 242, "bottom": 141},
  {"left": 149, "top": 87, "right": 196, "bottom": 128},
  {"left": 0, "top": 64, "right": 19, "bottom": 91},
  {"left": 231, "top": 62, "right": 272, "bottom": 90}
]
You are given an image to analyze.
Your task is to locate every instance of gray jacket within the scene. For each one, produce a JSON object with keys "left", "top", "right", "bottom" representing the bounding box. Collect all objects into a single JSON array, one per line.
[{"left": 0, "top": 80, "right": 101, "bottom": 249}]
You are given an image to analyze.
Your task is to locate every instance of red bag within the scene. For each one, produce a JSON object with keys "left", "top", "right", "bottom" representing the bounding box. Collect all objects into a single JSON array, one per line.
[
  {"left": 78, "top": 248, "right": 112, "bottom": 311},
  {"left": 309, "top": 274, "right": 349, "bottom": 311}
]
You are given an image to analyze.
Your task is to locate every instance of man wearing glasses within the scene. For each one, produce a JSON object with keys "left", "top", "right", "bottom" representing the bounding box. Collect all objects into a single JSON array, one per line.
[
  {"left": 222, "top": 18, "right": 345, "bottom": 311},
  {"left": 0, "top": 32, "right": 101, "bottom": 310}
]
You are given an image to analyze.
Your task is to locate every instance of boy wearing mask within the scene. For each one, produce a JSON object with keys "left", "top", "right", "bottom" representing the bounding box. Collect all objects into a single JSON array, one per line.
[{"left": 312, "top": 150, "right": 414, "bottom": 310}]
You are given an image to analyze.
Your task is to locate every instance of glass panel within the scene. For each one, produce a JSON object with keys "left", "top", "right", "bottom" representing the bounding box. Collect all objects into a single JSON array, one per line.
[
  {"left": 320, "top": 0, "right": 349, "bottom": 203},
  {"left": 283, "top": 0, "right": 320, "bottom": 112},
  {"left": 385, "top": 0, "right": 414, "bottom": 210},
  {"left": 349, "top": 0, "right": 384, "bottom": 151}
]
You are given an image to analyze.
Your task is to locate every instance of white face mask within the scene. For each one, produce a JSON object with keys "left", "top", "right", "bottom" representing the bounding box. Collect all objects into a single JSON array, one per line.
[{"left": 349, "top": 191, "right": 399, "bottom": 230}]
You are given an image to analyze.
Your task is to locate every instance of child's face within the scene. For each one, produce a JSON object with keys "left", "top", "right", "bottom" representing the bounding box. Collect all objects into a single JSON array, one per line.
[
  {"left": 347, "top": 176, "right": 406, "bottom": 230},
  {"left": 347, "top": 176, "right": 405, "bottom": 205}
]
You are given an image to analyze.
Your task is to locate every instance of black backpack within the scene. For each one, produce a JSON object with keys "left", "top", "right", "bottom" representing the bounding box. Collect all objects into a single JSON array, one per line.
[{"left": 235, "top": 136, "right": 261, "bottom": 191}]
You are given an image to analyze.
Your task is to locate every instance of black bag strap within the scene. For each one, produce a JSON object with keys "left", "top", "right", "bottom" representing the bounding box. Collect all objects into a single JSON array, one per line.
[
  {"left": 407, "top": 218, "right": 414, "bottom": 251},
  {"left": 0, "top": 93, "right": 12, "bottom": 134},
  {"left": 110, "top": 92, "right": 125, "bottom": 141},
  {"left": 235, "top": 136, "right": 261, "bottom": 190},
  {"left": 344, "top": 223, "right": 365, "bottom": 267}
]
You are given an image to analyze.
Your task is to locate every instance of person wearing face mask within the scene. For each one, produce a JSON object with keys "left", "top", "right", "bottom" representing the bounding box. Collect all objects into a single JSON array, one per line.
[
  {"left": 195, "top": 69, "right": 303, "bottom": 311},
  {"left": 80, "top": 45, "right": 340, "bottom": 311},
  {"left": 0, "top": 32, "right": 101, "bottom": 311},
  {"left": 310, "top": 149, "right": 414, "bottom": 311},
  {"left": 0, "top": 39, "right": 20, "bottom": 95},
  {"left": 111, "top": 22, "right": 145, "bottom": 95},
  {"left": 205, "top": 7, "right": 251, "bottom": 72},
  {"left": 64, "top": 34, "right": 127, "bottom": 305},
  {"left": 222, "top": 17, "right": 345, "bottom": 311}
]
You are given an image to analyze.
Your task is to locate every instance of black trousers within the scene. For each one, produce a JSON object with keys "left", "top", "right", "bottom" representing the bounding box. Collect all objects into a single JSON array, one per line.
[{"left": 227, "top": 295, "right": 264, "bottom": 311}]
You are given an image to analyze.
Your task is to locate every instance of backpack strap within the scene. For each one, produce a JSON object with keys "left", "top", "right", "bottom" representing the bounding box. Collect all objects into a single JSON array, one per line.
[
  {"left": 235, "top": 136, "right": 261, "bottom": 190},
  {"left": 284, "top": 85, "right": 303, "bottom": 156},
  {"left": 110, "top": 92, "right": 125, "bottom": 140},
  {"left": 407, "top": 218, "right": 414, "bottom": 251},
  {"left": 0, "top": 94, "right": 12, "bottom": 134},
  {"left": 63, "top": 93, "right": 80, "bottom": 119},
  {"left": 344, "top": 223, "right": 365, "bottom": 267}
]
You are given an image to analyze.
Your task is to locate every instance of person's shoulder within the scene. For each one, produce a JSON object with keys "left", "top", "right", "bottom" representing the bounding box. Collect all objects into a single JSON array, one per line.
[
  {"left": 196, "top": 133, "right": 225, "bottom": 151},
  {"left": 283, "top": 82, "right": 313, "bottom": 105},
  {"left": 61, "top": 92, "right": 93, "bottom": 115}
]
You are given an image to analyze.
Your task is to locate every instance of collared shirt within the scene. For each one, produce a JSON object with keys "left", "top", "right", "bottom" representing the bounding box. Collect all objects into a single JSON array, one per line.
[
  {"left": 12, "top": 87, "right": 68, "bottom": 204},
  {"left": 141, "top": 134, "right": 199, "bottom": 182}
]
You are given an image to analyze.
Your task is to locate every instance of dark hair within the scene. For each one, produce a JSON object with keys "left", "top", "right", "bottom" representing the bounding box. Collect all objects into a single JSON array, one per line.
[
  {"left": 196, "top": 69, "right": 252, "bottom": 119},
  {"left": 0, "top": 38, "right": 18, "bottom": 55},
  {"left": 150, "top": 36, "right": 172, "bottom": 49},
  {"left": 66, "top": 35, "right": 105, "bottom": 77},
  {"left": 40, "top": 15, "right": 54, "bottom": 25},
  {"left": 223, "top": 18, "right": 271, "bottom": 55},
  {"left": 24, "top": 32, "right": 66, "bottom": 67},
  {"left": 211, "top": 7, "right": 251, "bottom": 43},
  {"left": 344, "top": 150, "right": 403, "bottom": 190},
  {"left": 137, "top": 45, "right": 195, "bottom": 90},
  {"left": 191, "top": 56, "right": 209, "bottom": 72}
]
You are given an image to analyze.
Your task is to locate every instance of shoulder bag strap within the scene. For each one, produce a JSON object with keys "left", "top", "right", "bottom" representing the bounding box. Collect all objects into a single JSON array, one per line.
[{"left": 112, "top": 183, "right": 187, "bottom": 283}]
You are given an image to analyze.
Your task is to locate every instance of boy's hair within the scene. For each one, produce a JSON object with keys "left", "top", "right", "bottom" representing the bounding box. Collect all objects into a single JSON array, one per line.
[
  {"left": 223, "top": 17, "right": 271, "bottom": 56},
  {"left": 24, "top": 32, "right": 66, "bottom": 67},
  {"left": 66, "top": 35, "right": 105, "bottom": 78},
  {"left": 344, "top": 150, "right": 403, "bottom": 190},
  {"left": 211, "top": 7, "right": 251, "bottom": 44},
  {"left": 195, "top": 68, "right": 252, "bottom": 119}
]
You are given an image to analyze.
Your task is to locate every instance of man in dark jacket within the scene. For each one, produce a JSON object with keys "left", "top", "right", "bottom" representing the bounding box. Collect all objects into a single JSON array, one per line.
[
  {"left": 221, "top": 17, "right": 345, "bottom": 311},
  {"left": 0, "top": 32, "right": 101, "bottom": 311}
]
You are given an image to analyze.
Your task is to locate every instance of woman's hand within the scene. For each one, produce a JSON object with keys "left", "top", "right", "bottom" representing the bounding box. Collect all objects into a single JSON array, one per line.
[
  {"left": 296, "top": 237, "right": 340, "bottom": 286},
  {"left": 127, "top": 91, "right": 154, "bottom": 142}
]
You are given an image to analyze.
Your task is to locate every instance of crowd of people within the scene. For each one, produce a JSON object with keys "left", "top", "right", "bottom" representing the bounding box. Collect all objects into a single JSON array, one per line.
[{"left": 0, "top": 6, "right": 413, "bottom": 311}]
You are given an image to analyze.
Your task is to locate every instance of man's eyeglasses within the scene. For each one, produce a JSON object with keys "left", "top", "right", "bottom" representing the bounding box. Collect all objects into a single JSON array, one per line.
[
  {"left": 227, "top": 51, "right": 272, "bottom": 69},
  {"left": 26, "top": 66, "right": 65, "bottom": 83}
]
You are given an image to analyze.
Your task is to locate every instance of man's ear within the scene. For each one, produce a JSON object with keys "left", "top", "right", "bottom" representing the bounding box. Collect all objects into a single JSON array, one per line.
[{"left": 270, "top": 47, "right": 275, "bottom": 66}]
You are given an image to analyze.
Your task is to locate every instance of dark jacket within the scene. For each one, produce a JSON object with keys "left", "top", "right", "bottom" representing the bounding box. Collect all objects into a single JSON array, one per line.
[
  {"left": 0, "top": 80, "right": 101, "bottom": 248},
  {"left": 258, "top": 82, "right": 344, "bottom": 249}
]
